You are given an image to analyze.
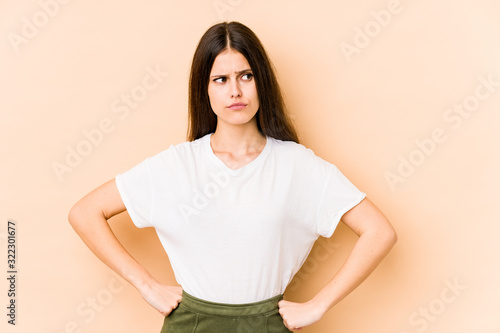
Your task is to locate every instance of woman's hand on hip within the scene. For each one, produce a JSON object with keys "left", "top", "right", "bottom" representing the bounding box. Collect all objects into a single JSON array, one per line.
[
  {"left": 278, "top": 298, "right": 325, "bottom": 331},
  {"left": 139, "top": 280, "right": 183, "bottom": 316}
]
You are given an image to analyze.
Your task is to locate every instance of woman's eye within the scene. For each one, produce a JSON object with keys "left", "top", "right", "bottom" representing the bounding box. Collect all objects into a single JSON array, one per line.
[
  {"left": 214, "top": 77, "right": 226, "bottom": 83},
  {"left": 241, "top": 73, "right": 253, "bottom": 80}
]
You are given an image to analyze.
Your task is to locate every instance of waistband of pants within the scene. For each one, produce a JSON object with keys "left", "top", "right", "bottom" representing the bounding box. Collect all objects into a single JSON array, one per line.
[{"left": 179, "top": 290, "right": 284, "bottom": 317}]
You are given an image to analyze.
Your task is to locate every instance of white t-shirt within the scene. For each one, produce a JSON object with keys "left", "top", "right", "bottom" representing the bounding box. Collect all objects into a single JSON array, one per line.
[{"left": 115, "top": 133, "right": 366, "bottom": 304}]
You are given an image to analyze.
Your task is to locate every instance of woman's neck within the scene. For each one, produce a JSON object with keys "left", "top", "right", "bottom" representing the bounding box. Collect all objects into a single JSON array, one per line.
[{"left": 210, "top": 120, "right": 266, "bottom": 157}]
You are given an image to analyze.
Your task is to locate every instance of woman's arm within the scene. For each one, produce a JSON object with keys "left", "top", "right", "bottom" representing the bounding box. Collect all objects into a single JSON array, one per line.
[
  {"left": 278, "top": 197, "right": 397, "bottom": 331},
  {"left": 68, "top": 179, "right": 182, "bottom": 316}
]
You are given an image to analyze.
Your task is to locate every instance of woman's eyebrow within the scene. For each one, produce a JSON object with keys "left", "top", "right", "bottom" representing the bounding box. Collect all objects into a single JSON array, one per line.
[{"left": 210, "top": 69, "right": 252, "bottom": 78}]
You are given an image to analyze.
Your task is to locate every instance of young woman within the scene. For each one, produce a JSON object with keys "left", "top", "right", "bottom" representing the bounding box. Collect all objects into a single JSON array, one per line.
[{"left": 68, "top": 21, "right": 397, "bottom": 332}]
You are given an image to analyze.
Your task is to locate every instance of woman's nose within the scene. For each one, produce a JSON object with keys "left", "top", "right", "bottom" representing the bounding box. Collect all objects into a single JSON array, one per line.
[{"left": 230, "top": 81, "right": 242, "bottom": 98}]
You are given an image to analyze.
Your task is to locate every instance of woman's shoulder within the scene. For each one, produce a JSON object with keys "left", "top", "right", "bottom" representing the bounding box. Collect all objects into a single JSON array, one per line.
[
  {"left": 169, "top": 134, "right": 208, "bottom": 153},
  {"left": 268, "top": 137, "right": 315, "bottom": 158},
  {"left": 269, "top": 137, "right": 337, "bottom": 172},
  {"left": 146, "top": 134, "right": 209, "bottom": 164}
]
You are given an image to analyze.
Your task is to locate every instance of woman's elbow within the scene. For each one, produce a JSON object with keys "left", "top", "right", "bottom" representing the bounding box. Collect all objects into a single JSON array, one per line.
[
  {"left": 68, "top": 199, "right": 92, "bottom": 228},
  {"left": 382, "top": 223, "right": 398, "bottom": 248},
  {"left": 68, "top": 202, "right": 83, "bottom": 228}
]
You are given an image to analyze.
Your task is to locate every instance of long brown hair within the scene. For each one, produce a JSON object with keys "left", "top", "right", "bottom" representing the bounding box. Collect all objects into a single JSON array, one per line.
[{"left": 187, "top": 21, "right": 299, "bottom": 143}]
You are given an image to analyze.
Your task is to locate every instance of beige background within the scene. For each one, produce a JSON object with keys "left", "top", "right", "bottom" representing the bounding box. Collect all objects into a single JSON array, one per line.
[{"left": 1, "top": 0, "right": 499, "bottom": 332}]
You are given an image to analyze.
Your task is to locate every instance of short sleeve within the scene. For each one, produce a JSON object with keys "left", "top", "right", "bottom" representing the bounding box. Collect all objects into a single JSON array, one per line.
[
  {"left": 315, "top": 166, "right": 366, "bottom": 238},
  {"left": 115, "top": 158, "right": 154, "bottom": 228}
]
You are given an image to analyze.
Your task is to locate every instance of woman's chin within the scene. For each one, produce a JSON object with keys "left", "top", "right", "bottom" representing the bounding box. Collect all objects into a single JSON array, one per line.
[{"left": 216, "top": 114, "right": 258, "bottom": 128}]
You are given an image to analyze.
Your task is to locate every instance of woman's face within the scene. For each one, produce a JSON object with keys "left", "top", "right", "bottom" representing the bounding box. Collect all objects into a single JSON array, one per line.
[{"left": 208, "top": 48, "right": 260, "bottom": 129}]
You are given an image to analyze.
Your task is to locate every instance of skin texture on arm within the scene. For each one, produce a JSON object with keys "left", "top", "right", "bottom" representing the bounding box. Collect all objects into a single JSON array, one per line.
[
  {"left": 68, "top": 179, "right": 182, "bottom": 316},
  {"left": 278, "top": 197, "right": 398, "bottom": 331}
]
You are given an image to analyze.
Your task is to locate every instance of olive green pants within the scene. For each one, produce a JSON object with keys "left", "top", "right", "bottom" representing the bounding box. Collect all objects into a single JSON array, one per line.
[{"left": 160, "top": 290, "right": 292, "bottom": 333}]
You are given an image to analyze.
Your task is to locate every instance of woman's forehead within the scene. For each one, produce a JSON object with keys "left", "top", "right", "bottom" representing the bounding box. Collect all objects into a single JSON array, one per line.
[{"left": 210, "top": 49, "right": 251, "bottom": 74}]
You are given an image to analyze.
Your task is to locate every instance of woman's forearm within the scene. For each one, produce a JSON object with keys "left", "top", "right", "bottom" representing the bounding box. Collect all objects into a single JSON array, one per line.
[
  {"left": 68, "top": 205, "right": 156, "bottom": 291},
  {"left": 312, "top": 225, "right": 397, "bottom": 313},
  {"left": 67, "top": 180, "right": 183, "bottom": 317}
]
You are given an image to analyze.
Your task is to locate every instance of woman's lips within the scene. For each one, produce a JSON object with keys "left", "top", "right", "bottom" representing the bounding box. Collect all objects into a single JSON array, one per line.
[{"left": 227, "top": 103, "right": 247, "bottom": 110}]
